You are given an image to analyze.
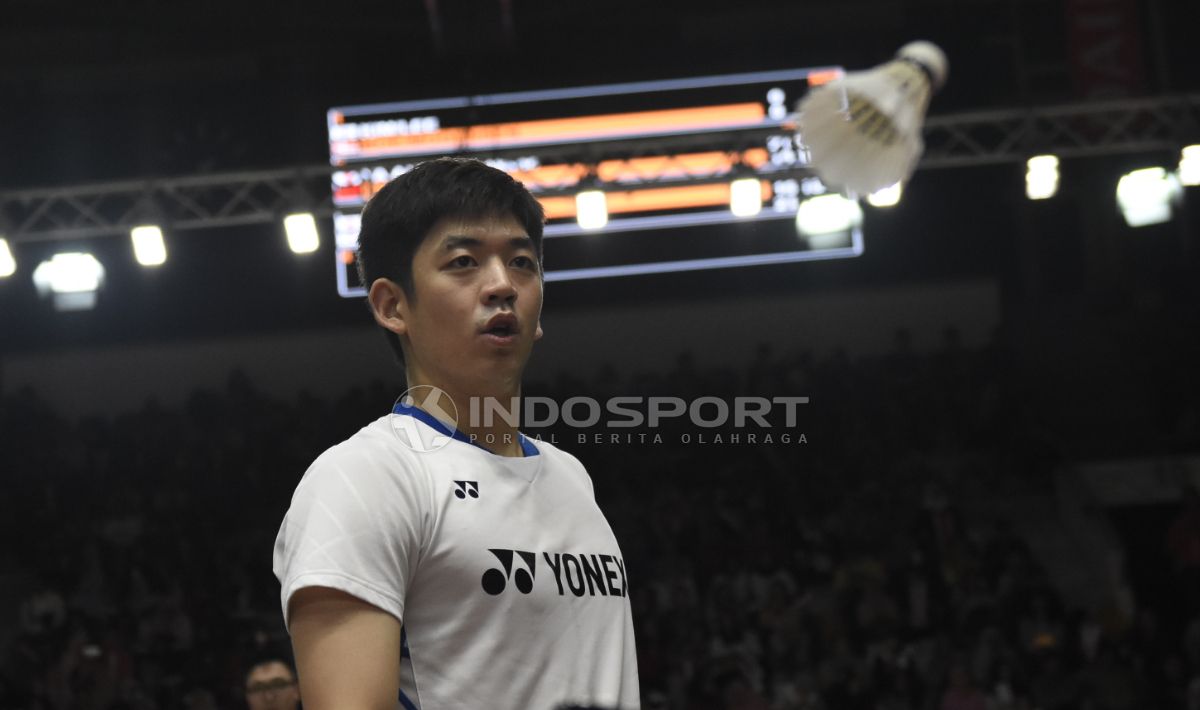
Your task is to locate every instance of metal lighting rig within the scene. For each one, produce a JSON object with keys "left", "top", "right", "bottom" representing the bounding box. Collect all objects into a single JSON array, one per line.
[{"left": 2, "top": 94, "right": 1197, "bottom": 245}]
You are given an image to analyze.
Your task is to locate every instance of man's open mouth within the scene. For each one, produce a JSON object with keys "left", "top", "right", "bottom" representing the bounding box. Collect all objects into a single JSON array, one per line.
[{"left": 481, "top": 313, "right": 519, "bottom": 338}]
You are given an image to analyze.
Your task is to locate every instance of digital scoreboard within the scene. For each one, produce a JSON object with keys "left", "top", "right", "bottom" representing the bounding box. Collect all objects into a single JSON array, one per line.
[{"left": 328, "top": 66, "right": 857, "bottom": 296}]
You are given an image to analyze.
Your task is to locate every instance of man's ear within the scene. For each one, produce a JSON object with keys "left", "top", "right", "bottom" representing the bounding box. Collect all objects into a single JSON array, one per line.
[
  {"left": 534, "top": 318, "right": 544, "bottom": 341},
  {"left": 367, "top": 278, "right": 408, "bottom": 337}
]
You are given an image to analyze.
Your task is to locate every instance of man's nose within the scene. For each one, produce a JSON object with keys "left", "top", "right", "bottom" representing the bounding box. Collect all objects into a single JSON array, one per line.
[{"left": 481, "top": 259, "right": 517, "bottom": 304}]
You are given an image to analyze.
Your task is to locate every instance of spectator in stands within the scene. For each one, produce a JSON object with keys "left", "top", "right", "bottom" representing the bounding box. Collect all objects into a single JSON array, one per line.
[
  {"left": 1168, "top": 486, "right": 1200, "bottom": 625},
  {"left": 244, "top": 658, "right": 300, "bottom": 710},
  {"left": 2, "top": 320, "right": 1198, "bottom": 710},
  {"left": 940, "top": 663, "right": 986, "bottom": 710}
]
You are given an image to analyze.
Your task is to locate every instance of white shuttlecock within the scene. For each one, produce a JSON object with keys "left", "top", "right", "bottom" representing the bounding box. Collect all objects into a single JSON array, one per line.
[{"left": 796, "top": 41, "right": 948, "bottom": 196}]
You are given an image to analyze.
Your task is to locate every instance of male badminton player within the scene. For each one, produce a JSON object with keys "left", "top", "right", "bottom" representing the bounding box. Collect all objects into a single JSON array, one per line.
[{"left": 273, "top": 158, "right": 640, "bottom": 710}]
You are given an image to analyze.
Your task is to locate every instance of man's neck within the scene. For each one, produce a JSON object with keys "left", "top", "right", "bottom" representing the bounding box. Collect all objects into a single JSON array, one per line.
[
  {"left": 457, "top": 387, "right": 525, "bottom": 457},
  {"left": 404, "top": 370, "right": 526, "bottom": 457}
]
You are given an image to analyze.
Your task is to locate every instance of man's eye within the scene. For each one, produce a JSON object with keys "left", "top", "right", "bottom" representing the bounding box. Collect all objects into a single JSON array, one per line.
[
  {"left": 450, "top": 255, "right": 475, "bottom": 268},
  {"left": 512, "top": 256, "right": 537, "bottom": 269}
]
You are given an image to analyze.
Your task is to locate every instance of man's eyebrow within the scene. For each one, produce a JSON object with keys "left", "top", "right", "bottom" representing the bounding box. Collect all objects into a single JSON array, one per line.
[
  {"left": 442, "top": 236, "right": 483, "bottom": 250},
  {"left": 441, "top": 235, "right": 534, "bottom": 250}
]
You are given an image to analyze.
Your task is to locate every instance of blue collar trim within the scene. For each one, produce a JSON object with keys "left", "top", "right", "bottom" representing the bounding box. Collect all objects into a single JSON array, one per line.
[{"left": 391, "top": 402, "right": 540, "bottom": 457}]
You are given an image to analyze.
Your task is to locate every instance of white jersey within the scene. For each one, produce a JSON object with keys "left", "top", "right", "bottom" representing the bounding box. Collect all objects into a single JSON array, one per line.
[{"left": 273, "top": 404, "right": 640, "bottom": 710}]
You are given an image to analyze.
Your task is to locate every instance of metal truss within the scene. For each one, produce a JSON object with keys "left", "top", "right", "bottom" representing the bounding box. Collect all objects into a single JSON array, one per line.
[
  {"left": 0, "top": 166, "right": 338, "bottom": 244},
  {"left": 921, "top": 94, "right": 1200, "bottom": 168},
  {"left": 3, "top": 94, "right": 1198, "bottom": 244}
]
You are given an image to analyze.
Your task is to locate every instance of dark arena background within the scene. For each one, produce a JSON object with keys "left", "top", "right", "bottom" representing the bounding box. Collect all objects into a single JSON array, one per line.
[{"left": 3, "top": 1, "right": 1200, "bottom": 708}]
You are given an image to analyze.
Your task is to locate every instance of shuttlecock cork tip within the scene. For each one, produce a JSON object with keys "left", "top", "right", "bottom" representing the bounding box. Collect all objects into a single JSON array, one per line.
[{"left": 897, "top": 40, "right": 948, "bottom": 91}]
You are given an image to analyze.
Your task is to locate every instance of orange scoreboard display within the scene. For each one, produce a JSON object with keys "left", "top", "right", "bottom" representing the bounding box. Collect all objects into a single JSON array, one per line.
[{"left": 328, "top": 66, "right": 856, "bottom": 296}]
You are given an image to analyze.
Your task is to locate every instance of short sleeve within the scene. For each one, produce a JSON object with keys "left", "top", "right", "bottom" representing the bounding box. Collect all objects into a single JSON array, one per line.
[{"left": 272, "top": 438, "right": 429, "bottom": 630}]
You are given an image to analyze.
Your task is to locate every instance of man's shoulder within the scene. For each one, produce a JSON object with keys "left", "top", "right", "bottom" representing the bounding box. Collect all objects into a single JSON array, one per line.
[
  {"left": 301, "top": 415, "right": 426, "bottom": 485},
  {"left": 314, "top": 413, "right": 395, "bottom": 455}
]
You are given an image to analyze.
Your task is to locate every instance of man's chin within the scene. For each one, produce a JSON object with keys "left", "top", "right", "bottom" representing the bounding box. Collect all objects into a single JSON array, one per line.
[
  {"left": 463, "top": 346, "right": 532, "bottom": 380},
  {"left": 477, "top": 336, "right": 534, "bottom": 360}
]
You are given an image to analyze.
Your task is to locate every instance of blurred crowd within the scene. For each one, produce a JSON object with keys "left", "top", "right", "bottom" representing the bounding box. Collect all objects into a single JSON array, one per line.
[{"left": 1, "top": 325, "right": 1199, "bottom": 710}]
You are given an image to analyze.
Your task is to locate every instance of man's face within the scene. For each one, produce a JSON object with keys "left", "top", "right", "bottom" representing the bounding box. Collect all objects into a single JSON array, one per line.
[
  {"left": 244, "top": 662, "right": 298, "bottom": 710},
  {"left": 398, "top": 212, "right": 543, "bottom": 397}
]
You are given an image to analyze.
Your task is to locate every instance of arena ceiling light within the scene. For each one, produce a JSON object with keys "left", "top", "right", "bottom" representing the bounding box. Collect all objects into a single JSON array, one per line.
[
  {"left": 575, "top": 190, "right": 608, "bottom": 230},
  {"left": 795, "top": 193, "right": 862, "bottom": 237},
  {"left": 729, "top": 177, "right": 763, "bottom": 217},
  {"left": 1116, "top": 167, "right": 1182, "bottom": 227},
  {"left": 32, "top": 252, "right": 106, "bottom": 311},
  {"left": 130, "top": 225, "right": 167, "bottom": 266},
  {"left": 1026, "top": 155, "right": 1059, "bottom": 200},
  {"left": 1180, "top": 145, "right": 1200, "bottom": 187},
  {"left": 866, "top": 182, "right": 902, "bottom": 208},
  {"left": 0, "top": 238, "right": 14, "bottom": 278},
  {"left": 284, "top": 213, "right": 320, "bottom": 254},
  {"left": 0, "top": 214, "right": 13, "bottom": 278}
]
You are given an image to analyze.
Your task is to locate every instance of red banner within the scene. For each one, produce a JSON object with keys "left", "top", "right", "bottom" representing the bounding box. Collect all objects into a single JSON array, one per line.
[{"left": 1066, "top": 0, "right": 1147, "bottom": 99}]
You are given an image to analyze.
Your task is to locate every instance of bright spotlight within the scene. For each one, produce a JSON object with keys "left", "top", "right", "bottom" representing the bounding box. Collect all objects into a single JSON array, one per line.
[
  {"left": 575, "top": 190, "right": 608, "bottom": 230},
  {"left": 284, "top": 213, "right": 320, "bottom": 254},
  {"left": 0, "top": 238, "right": 14, "bottom": 278},
  {"left": 1026, "top": 155, "right": 1059, "bottom": 200},
  {"left": 795, "top": 193, "right": 863, "bottom": 237},
  {"left": 729, "top": 178, "right": 763, "bottom": 217},
  {"left": 866, "top": 182, "right": 902, "bottom": 208},
  {"left": 1180, "top": 145, "right": 1200, "bottom": 187},
  {"left": 1116, "top": 167, "right": 1182, "bottom": 227},
  {"left": 32, "top": 252, "right": 106, "bottom": 311},
  {"left": 130, "top": 225, "right": 167, "bottom": 266}
]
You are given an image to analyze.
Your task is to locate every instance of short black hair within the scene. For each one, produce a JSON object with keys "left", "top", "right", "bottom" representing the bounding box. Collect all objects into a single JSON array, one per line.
[
  {"left": 244, "top": 656, "right": 296, "bottom": 686},
  {"left": 356, "top": 157, "right": 546, "bottom": 365}
]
